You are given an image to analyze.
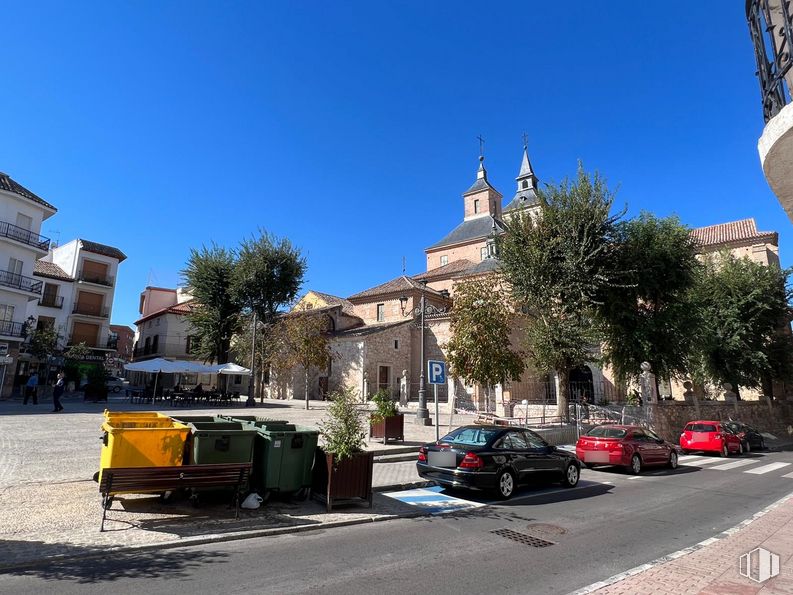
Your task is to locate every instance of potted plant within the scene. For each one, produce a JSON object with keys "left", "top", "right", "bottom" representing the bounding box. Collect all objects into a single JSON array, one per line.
[
  {"left": 312, "top": 387, "right": 374, "bottom": 512},
  {"left": 369, "top": 389, "right": 404, "bottom": 444}
]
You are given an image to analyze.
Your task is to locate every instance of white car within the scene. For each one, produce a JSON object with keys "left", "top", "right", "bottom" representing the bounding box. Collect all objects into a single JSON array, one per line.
[{"left": 105, "top": 376, "right": 129, "bottom": 393}]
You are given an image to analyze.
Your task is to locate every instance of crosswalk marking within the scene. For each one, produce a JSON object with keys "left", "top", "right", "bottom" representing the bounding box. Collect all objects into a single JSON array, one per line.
[
  {"left": 709, "top": 459, "right": 757, "bottom": 471},
  {"left": 745, "top": 462, "right": 792, "bottom": 475},
  {"left": 782, "top": 472, "right": 793, "bottom": 479},
  {"left": 382, "top": 486, "right": 485, "bottom": 515},
  {"left": 678, "top": 456, "right": 728, "bottom": 466}
]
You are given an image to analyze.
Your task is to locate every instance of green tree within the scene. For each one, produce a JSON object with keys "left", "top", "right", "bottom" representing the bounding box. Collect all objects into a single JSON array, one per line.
[
  {"left": 271, "top": 307, "right": 333, "bottom": 410},
  {"left": 26, "top": 326, "right": 60, "bottom": 361},
  {"left": 690, "top": 253, "right": 793, "bottom": 397},
  {"left": 598, "top": 213, "right": 702, "bottom": 383},
  {"left": 182, "top": 245, "right": 240, "bottom": 364},
  {"left": 445, "top": 276, "right": 524, "bottom": 410},
  {"left": 499, "top": 166, "right": 623, "bottom": 418}
]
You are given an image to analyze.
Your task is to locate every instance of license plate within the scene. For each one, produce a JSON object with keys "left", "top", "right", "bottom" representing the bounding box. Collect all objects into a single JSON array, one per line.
[
  {"left": 585, "top": 451, "right": 610, "bottom": 463},
  {"left": 428, "top": 451, "right": 457, "bottom": 468}
]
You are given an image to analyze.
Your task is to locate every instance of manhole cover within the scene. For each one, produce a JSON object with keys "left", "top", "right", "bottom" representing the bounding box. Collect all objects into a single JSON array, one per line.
[
  {"left": 491, "top": 528, "right": 555, "bottom": 547},
  {"left": 525, "top": 523, "right": 567, "bottom": 537}
]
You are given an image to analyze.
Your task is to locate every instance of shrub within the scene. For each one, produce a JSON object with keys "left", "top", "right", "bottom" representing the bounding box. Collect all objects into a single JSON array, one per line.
[
  {"left": 320, "top": 387, "right": 366, "bottom": 461},
  {"left": 370, "top": 389, "right": 398, "bottom": 424}
]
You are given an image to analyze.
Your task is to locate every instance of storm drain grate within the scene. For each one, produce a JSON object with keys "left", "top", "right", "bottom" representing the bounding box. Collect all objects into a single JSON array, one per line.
[{"left": 491, "top": 528, "right": 555, "bottom": 547}]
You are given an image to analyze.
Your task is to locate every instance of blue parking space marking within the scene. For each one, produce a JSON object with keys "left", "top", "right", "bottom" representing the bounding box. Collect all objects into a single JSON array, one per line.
[{"left": 382, "top": 487, "right": 485, "bottom": 515}]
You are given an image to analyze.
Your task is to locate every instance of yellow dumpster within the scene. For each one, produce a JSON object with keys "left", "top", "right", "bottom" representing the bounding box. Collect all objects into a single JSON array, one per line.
[
  {"left": 99, "top": 418, "right": 190, "bottom": 482},
  {"left": 103, "top": 410, "right": 169, "bottom": 422}
]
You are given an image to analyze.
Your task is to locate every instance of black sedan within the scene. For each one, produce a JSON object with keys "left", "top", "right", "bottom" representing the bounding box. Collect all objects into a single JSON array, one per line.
[
  {"left": 724, "top": 421, "right": 766, "bottom": 451},
  {"left": 416, "top": 425, "right": 582, "bottom": 499}
]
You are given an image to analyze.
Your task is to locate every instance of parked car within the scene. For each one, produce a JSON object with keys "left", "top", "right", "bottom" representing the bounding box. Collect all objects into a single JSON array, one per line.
[
  {"left": 104, "top": 376, "right": 129, "bottom": 393},
  {"left": 724, "top": 421, "right": 765, "bottom": 452},
  {"left": 416, "top": 425, "right": 581, "bottom": 500},
  {"left": 575, "top": 425, "right": 679, "bottom": 475},
  {"left": 679, "top": 420, "right": 743, "bottom": 457}
]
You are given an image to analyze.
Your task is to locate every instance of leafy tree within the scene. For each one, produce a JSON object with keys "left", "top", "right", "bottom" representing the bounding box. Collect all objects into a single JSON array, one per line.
[
  {"left": 445, "top": 276, "right": 524, "bottom": 410},
  {"left": 499, "top": 166, "right": 623, "bottom": 418},
  {"left": 63, "top": 341, "right": 91, "bottom": 362},
  {"left": 271, "top": 307, "right": 333, "bottom": 410},
  {"left": 598, "top": 213, "right": 702, "bottom": 383},
  {"left": 26, "top": 326, "right": 60, "bottom": 361},
  {"left": 689, "top": 253, "right": 793, "bottom": 397},
  {"left": 182, "top": 245, "right": 240, "bottom": 364}
]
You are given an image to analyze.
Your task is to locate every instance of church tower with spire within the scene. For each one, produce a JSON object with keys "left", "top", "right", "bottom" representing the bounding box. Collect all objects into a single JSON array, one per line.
[
  {"left": 462, "top": 155, "right": 503, "bottom": 220},
  {"left": 504, "top": 141, "right": 540, "bottom": 213}
]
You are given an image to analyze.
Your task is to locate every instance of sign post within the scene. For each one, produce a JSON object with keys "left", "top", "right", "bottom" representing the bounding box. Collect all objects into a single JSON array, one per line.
[{"left": 428, "top": 360, "right": 446, "bottom": 441}]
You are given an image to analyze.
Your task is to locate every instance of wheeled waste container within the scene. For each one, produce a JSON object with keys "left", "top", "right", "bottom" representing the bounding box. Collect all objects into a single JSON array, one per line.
[
  {"left": 185, "top": 421, "right": 257, "bottom": 465},
  {"left": 99, "top": 417, "right": 191, "bottom": 482}
]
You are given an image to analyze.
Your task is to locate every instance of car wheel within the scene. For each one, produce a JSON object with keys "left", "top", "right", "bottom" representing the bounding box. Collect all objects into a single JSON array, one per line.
[
  {"left": 738, "top": 442, "right": 744, "bottom": 455},
  {"left": 744, "top": 441, "right": 750, "bottom": 454},
  {"left": 496, "top": 469, "right": 516, "bottom": 500},
  {"left": 668, "top": 451, "right": 678, "bottom": 469},
  {"left": 629, "top": 454, "right": 642, "bottom": 475},
  {"left": 720, "top": 444, "right": 729, "bottom": 457},
  {"left": 760, "top": 438, "right": 766, "bottom": 451},
  {"left": 562, "top": 463, "right": 580, "bottom": 488}
]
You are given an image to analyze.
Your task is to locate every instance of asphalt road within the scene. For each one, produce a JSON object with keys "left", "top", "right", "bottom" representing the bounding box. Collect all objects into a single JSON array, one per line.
[{"left": 2, "top": 449, "right": 793, "bottom": 595}]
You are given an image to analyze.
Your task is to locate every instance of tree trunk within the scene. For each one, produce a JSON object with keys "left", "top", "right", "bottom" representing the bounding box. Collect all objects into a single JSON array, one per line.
[
  {"left": 557, "top": 369, "right": 570, "bottom": 422},
  {"left": 305, "top": 366, "right": 310, "bottom": 410}
]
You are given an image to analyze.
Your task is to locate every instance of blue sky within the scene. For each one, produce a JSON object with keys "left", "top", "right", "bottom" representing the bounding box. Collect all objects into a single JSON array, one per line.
[{"left": 0, "top": 1, "right": 785, "bottom": 328}]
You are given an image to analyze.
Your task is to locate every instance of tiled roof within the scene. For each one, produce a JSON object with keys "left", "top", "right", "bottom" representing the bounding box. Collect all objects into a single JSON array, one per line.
[
  {"left": 690, "top": 218, "right": 777, "bottom": 248},
  {"left": 454, "top": 257, "right": 501, "bottom": 278},
  {"left": 308, "top": 290, "right": 356, "bottom": 315},
  {"left": 33, "top": 261, "right": 73, "bottom": 281},
  {"left": 426, "top": 216, "right": 506, "bottom": 250},
  {"left": 0, "top": 173, "right": 56, "bottom": 211},
  {"left": 333, "top": 319, "right": 412, "bottom": 338},
  {"left": 80, "top": 239, "right": 127, "bottom": 262},
  {"left": 413, "top": 259, "right": 474, "bottom": 281},
  {"left": 135, "top": 299, "right": 194, "bottom": 325},
  {"left": 347, "top": 275, "right": 446, "bottom": 301}
]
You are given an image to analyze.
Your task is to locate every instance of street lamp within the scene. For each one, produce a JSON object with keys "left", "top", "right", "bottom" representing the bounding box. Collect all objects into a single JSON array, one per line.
[{"left": 399, "top": 281, "right": 445, "bottom": 427}]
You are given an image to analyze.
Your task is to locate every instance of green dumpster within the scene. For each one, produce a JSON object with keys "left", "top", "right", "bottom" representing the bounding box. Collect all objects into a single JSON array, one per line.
[
  {"left": 170, "top": 415, "right": 224, "bottom": 425},
  {"left": 219, "top": 415, "right": 289, "bottom": 426},
  {"left": 186, "top": 421, "right": 257, "bottom": 465},
  {"left": 248, "top": 424, "right": 319, "bottom": 497}
]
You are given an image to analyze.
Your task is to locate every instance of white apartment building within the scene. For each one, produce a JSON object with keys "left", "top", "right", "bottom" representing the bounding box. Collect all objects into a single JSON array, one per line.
[
  {"left": 27, "top": 239, "right": 126, "bottom": 356},
  {"left": 0, "top": 173, "right": 57, "bottom": 397}
]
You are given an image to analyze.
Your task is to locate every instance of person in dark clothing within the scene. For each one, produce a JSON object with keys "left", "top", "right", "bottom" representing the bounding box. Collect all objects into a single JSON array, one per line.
[
  {"left": 52, "top": 372, "right": 65, "bottom": 412},
  {"left": 24, "top": 372, "right": 39, "bottom": 405}
]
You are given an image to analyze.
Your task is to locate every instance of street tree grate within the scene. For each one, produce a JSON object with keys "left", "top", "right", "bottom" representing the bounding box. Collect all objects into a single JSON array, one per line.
[{"left": 491, "top": 528, "right": 555, "bottom": 547}]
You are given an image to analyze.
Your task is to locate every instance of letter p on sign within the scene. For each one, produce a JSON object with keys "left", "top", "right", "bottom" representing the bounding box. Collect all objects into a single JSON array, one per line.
[{"left": 428, "top": 360, "right": 446, "bottom": 385}]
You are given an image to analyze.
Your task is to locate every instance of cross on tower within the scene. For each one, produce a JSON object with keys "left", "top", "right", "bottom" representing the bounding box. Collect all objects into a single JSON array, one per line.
[
  {"left": 522, "top": 132, "right": 529, "bottom": 149},
  {"left": 477, "top": 134, "right": 485, "bottom": 158}
]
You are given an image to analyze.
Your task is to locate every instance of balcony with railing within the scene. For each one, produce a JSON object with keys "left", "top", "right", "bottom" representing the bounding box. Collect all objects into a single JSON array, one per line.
[
  {"left": 0, "top": 269, "right": 42, "bottom": 295},
  {"left": 72, "top": 303, "right": 109, "bottom": 318},
  {"left": 748, "top": 0, "right": 793, "bottom": 218},
  {"left": 77, "top": 269, "right": 114, "bottom": 287},
  {"left": 0, "top": 320, "right": 26, "bottom": 338},
  {"left": 0, "top": 221, "right": 50, "bottom": 252},
  {"left": 39, "top": 294, "right": 64, "bottom": 308}
]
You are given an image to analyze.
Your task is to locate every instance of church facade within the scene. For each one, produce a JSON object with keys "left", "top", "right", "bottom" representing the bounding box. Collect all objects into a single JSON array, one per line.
[{"left": 269, "top": 145, "right": 785, "bottom": 412}]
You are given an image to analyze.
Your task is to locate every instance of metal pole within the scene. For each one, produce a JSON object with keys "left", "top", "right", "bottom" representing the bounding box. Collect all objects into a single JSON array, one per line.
[
  {"left": 434, "top": 383, "right": 439, "bottom": 441},
  {"left": 247, "top": 311, "right": 257, "bottom": 407},
  {"left": 415, "top": 291, "right": 430, "bottom": 425}
]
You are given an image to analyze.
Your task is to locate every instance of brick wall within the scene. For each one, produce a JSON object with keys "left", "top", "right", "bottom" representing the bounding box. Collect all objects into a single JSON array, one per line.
[{"left": 426, "top": 240, "right": 487, "bottom": 272}]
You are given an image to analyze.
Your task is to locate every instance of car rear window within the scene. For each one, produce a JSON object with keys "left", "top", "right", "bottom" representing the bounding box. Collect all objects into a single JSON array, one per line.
[
  {"left": 686, "top": 423, "right": 717, "bottom": 432},
  {"left": 586, "top": 427, "right": 627, "bottom": 439},
  {"left": 440, "top": 427, "right": 501, "bottom": 446}
]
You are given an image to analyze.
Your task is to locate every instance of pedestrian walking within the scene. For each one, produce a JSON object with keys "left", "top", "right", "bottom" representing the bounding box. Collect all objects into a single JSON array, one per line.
[
  {"left": 23, "top": 372, "right": 39, "bottom": 405},
  {"left": 52, "top": 372, "right": 65, "bottom": 412}
]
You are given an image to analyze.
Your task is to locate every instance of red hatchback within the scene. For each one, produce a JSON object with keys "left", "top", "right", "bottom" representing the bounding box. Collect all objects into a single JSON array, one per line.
[
  {"left": 575, "top": 425, "right": 679, "bottom": 475},
  {"left": 679, "top": 420, "right": 743, "bottom": 457}
]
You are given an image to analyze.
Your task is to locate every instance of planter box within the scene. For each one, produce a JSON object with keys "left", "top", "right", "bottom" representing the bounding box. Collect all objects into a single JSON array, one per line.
[
  {"left": 312, "top": 449, "right": 374, "bottom": 513},
  {"left": 369, "top": 413, "right": 405, "bottom": 444}
]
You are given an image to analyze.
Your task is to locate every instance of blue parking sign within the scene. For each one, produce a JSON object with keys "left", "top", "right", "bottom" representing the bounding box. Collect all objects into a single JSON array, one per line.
[{"left": 428, "top": 360, "right": 446, "bottom": 385}]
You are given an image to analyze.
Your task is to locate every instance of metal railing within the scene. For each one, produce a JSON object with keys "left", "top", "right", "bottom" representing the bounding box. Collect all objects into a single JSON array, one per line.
[
  {"left": 0, "top": 320, "right": 26, "bottom": 337},
  {"left": 39, "top": 294, "right": 64, "bottom": 308},
  {"left": 77, "top": 269, "right": 114, "bottom": 287},
  {"left": 0, "top": 221, "right": 50, "bottom": 251},
  {"left": 0, "top": 269, "right": 42, "bottom": 294},
  {"left": 72, "top": 303, "right": 109, "bottom": 318},
  {"left": 747, "top": 0, "right": 793, "bottom": 122}
]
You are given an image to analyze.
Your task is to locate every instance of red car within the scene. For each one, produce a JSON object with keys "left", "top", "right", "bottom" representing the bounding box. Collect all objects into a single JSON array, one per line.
[
  {"left": 679, "top": 420, "right": 743, "bottom": 457},
  {"left": 575, "top": 425, "right": 679, "bottom": 475}
]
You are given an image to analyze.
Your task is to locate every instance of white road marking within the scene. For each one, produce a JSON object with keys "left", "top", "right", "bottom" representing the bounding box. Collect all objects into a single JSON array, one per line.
[
  {"left": 708, "top": 459, "right": 758, "bottom": 471},
  {"left": 782, "top": 472, "right": 793, "bottom": 479},
  {"left": 678, "top": 456, "right": 728, "bottom": 466},
  {"left": 744, "top": 462, "right": 792, "bottom": 475}
]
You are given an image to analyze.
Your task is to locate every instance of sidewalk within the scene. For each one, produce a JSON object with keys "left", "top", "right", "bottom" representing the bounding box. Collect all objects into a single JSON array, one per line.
[
  {"left": 0, "top": 396, "right": 466, "bottom": 570},
  {"left": 575, "top": 493, "right": 793, "bottom": 595}
]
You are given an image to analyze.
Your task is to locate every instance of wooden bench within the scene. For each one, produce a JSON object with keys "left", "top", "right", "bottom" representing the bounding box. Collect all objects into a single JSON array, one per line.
[{"left": 98, "top": 463, "right": 252, "bottom": 531}]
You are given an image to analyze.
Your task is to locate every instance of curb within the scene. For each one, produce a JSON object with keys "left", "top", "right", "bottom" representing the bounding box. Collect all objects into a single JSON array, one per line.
[
  {"left": 373, "top": 480, "right": 434, "bottom": 493},
  {"left": 0, "top": 487, "right": 430, "bottom": 574},
  {"left": 568, "top": 490, "right": 793, "bottom": 595}
]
